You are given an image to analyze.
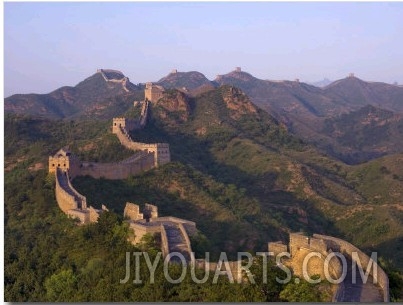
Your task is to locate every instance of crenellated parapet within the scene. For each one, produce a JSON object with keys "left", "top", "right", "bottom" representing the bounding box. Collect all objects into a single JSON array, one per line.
[
  {"left": 54, "top": 167, "right": 105, "bottom": 224},
  {"left": 50, "top": 91, "right": 171, "bottom": 224},
  {"left": 55, "top": 168, "right": 79, "bottom": 213},
  {"left": 313, "top": 234, "right": 390, "bottom": 302},
  {"left": 112, "top": 97, "right": 171, "bottom": 167},
  {"left": 124, "top": 202, "right": 196, "bottom": 261},
  {"left": 268, "top": 232, "right": 390, "bottom": 302},
  {"left": 97, "top": 69, "right": 131, "bottom": 92}
]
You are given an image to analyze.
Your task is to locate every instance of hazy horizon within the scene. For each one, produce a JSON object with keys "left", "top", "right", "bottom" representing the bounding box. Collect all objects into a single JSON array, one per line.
[{"left": 4, "top": 2, "right": 403, "bottom": 97}]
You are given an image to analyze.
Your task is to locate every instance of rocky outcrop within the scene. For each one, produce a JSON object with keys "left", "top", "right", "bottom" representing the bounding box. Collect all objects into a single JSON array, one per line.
[
  {"left": 155, "top": 90, "right": 191, "bottom": 123},
  {"left": 221, "top": 86, "right": 258, "bottom": 119}
]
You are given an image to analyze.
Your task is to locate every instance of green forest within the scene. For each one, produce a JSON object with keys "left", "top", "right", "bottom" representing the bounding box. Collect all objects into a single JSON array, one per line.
[
  {"left": 4, "top": 85, "right": 403, "bottom": 302},
  {"left": 5, "top": 160, "right": 334, "bottom": 301}
]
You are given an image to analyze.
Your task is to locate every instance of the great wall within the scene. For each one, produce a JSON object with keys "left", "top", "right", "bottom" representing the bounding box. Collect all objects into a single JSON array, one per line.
[
  {"left": 48, "top": 79, "right": 196, "bottom": 262},
  {"left": 269, "top": 233, "right": 389, "bottom": 302},
  {"left": 48, "top": 70, "right": 389, "bottom": 301},
  {"left": 97, "top": 68, "right": 133, "bottom": 93}
]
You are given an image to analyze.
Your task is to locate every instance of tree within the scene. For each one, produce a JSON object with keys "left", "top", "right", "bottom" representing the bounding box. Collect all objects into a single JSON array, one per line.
[
  {"left": 45, "top": 269, "right": 78, "bottom": 302},
  {"left": 279, "top": 276, "right": 323, "bottom": 302}
]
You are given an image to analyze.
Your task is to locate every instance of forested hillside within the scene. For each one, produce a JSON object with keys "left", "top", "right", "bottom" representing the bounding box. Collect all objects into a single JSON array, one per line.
[{"left": 4, "top": 84, "right": 403, "bottom": 301}]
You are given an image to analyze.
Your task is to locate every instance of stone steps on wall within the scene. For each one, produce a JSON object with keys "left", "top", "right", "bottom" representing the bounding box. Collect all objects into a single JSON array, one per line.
[{"left": 163, "top": 222, "right": 192, "bottom": 262}]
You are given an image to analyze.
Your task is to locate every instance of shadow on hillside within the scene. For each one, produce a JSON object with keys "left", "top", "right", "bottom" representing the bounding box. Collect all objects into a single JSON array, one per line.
[
  {"left": 107, "top": 117, "right": 345, "bottom": 256},
  {"left": 363, "top": 236, "right": 403, "bottom": 301},
  {"left": 369, "top": 236, "right": 403, "bottom": 272},
  {"left": 73, "top": 174, "right": 265, "bottom": 260}
]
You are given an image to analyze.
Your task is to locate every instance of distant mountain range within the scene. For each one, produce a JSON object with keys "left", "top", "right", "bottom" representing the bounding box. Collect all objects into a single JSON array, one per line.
[
  {"left": 156, "top": 69, "right": 403, "bottom": 163},
  {"left": 4, "top": 69, "right": 144, "bottom": 119},
  {"left": 5, "top": 68, "right": 403, "bottom": 163}
]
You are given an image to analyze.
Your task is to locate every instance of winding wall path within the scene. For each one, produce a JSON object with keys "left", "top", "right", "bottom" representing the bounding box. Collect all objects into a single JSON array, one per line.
[{"left": 55, "top": 168, "right": 87, "bottom": 212}]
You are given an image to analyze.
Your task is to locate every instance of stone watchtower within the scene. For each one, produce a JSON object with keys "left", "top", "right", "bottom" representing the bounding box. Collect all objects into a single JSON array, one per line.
[
  {"left": 145, "top": 83, "right": 165, "bottom": 103},
  {"left": 112, "top": 117, "right": 137, "bottom": 134},
  {"left": 154, "top": 143, "right": 170, "bottom": 166},
  {"left": 48, "top": 148, "right": 80, "bottom": 178},
  {"left": 112, "top": 117, "right": 127, "bottom": 134},
  {"left": 143, "top": 203, "right": 158, "bottom": 220}
]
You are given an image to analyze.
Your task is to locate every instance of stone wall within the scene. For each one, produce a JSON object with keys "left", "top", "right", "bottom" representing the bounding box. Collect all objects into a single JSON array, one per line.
[
  {"left": 139, "top": 100, "right": 149, "bottom": 127},
  {"left": 112, "top": 117, "right": 142, "bottom": 134},
  {"left": 98, "top": 69, "right": 130, "bottom": 92},
  {"left": 160, "top": 224, "right": 170, "bottom": 258},
  {"left": 79, "top": 152, "right": 155, "bottom": 180},
  {"left": 126, "top": 215, "right": 196, "bottom": 262},
  {"left": 313, "top": 234, "right": 389, "bottom": 302},
  {"left": 55, "top": 169, "right": 79, "bottom": 213},
  {"left": 144, "top": 203, "right": 158, "bottom": 219},
  {"left": 113, "top": 124, "right": 171, "bottom": 167},
  {"left": 285, "top": 232, "right": 345, "bottom": 301},
  {"left": 124, "top": 202, "right": 143, "bottom": 221},
  {"left": 145, "top": 83, "right": 164, "bottom": 102},
  {"left": 268, "top": 241, "right": 288, "bottom": 257},
  {"left": 98, "top": 68, "right": 125, "bottom": 80},
  {"left": 178, "top": 222, "right": 193, "bottom": 255},
  {"left": 287, "top": 238, "right": 342, "bottom": 281},
  {"left": 49, "top": 149, "right": 81, "bottom": 178},
  {"left": 65, "top": 171, "right": 87, "bottom": 209},
  {"left": 112, "top": 96, "right": 170, "bottom": 167},
  {"left": 129, "top": 222, "right": 162, "bottom": 244},
  {"left": 152, "top": 143, "right": 171, "bottom": 167},
  {"left": 66, "top": 209, "right": 89, "bottom": 224},
  {"left": 54, "top": 168, "right": 104, "bottom": 224},
  {"left": 149, "top": 216, "right": 196, "bottom": 227},
  {"left": 309, "top": 236, "right": 327, "bottom": 254},
  {"left": 289, "top": 232, "right": 310, "bottom": 256}
]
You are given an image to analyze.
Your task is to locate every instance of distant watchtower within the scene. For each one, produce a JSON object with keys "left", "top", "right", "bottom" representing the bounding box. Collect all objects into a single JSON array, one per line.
[
  {"left": 235, "top": 67, "right": 241, "bottom": 72},
  {"left": 348, "top": 73, "right": 355, "bottom": 78}
]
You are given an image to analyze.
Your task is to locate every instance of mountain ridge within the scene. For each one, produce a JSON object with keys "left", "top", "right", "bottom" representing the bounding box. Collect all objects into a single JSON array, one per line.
[
  {"left": 5, "top": 68, "right": 403, "bottom": 163},
  {"left": 7, "top": 68, "right": 403, "bottom": 118},
  {"left": 5, "top": 69, "right": 142, "bottom": 119}
]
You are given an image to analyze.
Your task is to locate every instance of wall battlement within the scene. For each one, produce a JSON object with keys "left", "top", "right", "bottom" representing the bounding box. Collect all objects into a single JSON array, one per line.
[
  {"left": 97, "top": 69, "right": 130, "bottom": 92},
  {"left": 112, "top": 98, "right": 170, "bottom": 167},
  {"left": 269, "top": 232, "right": 389, "bottom": 302},
  {"left": 54, "top": 167, "right": 105, "bottom": 224},
  {"left": 124, "top": 202, "right": 196, "bottom": 261},
  {"left": 313, "top": 234, "right": 389, "bottom": 302},
  {"left": 50, "top": 89, "right": 171, "bottom": 224}
]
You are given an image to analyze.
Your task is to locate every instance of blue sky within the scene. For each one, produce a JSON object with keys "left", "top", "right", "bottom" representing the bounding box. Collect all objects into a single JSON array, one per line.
[{"left": 4, "top": 2, "right": 403, "bottom": 97}]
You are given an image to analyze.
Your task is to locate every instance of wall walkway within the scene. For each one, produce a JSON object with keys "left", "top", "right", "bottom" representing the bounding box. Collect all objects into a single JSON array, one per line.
[
  {"left": 313, "top": 234, "right": 389, "bottom": 302},
  {"left": 55, "top": 168, "right": 86, "bottom": 212}
]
